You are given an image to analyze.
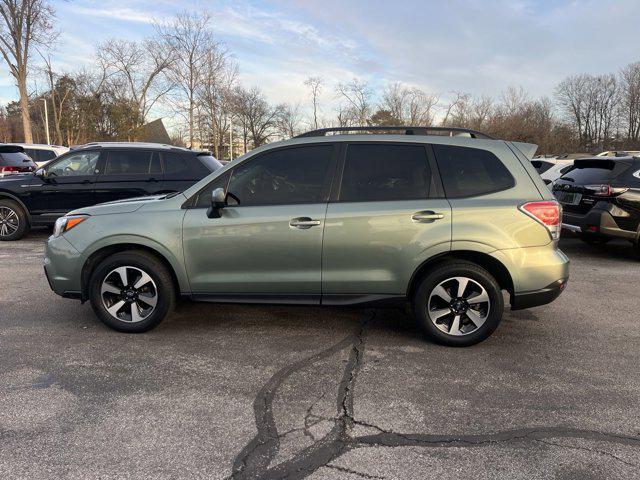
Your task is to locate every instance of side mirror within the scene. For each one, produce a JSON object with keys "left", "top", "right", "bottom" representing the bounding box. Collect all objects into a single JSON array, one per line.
[
  {"left": 35, "top": 168, "right": 47, "bottom": 179},
  {"left": 207, "top": 187, "right": 227, "bottom": 219}
]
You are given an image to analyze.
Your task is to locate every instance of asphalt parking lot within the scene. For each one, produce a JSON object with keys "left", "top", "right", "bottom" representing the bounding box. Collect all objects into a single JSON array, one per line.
[{"left": 1, "top": 231, "right": 639, "bottom": 479}]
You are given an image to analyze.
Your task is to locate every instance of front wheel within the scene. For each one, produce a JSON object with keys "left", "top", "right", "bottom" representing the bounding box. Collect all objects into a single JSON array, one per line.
[
  {"left": 88, "top": 251, "right": 175, "bottom": 332},
  {"left": 0, "top": 199, "right": 29, "bottom": 241},
  {"left": 413, "top": 261, "right": 504, "bottom": 347}
]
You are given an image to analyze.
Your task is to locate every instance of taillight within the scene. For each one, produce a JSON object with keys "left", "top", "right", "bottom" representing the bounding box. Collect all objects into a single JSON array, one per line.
[
  {"left": 519, "top": 201, "right": 561, "bottom": 240},
  {"left": 585, "top": 184, "right": 628, "bottom": 196},
  {"left": 0, "top": 166, "right": 19, "bottom": 174}
]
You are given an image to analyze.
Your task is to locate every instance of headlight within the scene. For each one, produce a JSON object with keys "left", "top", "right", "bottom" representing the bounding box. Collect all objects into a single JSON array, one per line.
[{"left": 53, "top": 215, "right": 89, "bottom": 237}]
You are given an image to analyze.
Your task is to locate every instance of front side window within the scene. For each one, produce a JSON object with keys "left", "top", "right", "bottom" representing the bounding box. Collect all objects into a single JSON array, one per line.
[
  {"left": 339, "top": 144, "right": 431, "bottom": 202},
  {"left": 433, "top": 144, "right": 515, "bottom": 198},
  {"left": 105, "top": 150, "right": 159, "bottom": 175},
  {"left": 47, "top": 151, "right": 100, "bottom": 177},
  {"left": 226, "top": 145, "right": 334, "bottom": 206}
]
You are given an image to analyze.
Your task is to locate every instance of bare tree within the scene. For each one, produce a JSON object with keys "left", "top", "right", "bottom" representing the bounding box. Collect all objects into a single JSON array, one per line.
[
  {"left": 336, "top": 79, "right": 373, "bottom": 125},
  {"left": 96, "top": 38, "right": 174, "bottom": 137},
  {"left": 381, "top": 82, "right": 438, "bottom": 126},
  {"left": 275, "top": 102, "right": 302, "bottom": 139},
  {"left": 620, "top": 62, "right": 640, "bottom": 143},
  {"left": 304, "top": 76, "right": 324, "bottom": 129},
  {"left": 232, "top": 86, "right": 279, "bottom": 149},
  {"left": 0, "top": 0, "right": 55, "bottom": 142},
  {"left": 157, "top": 11, "right": 215, "bottom": 147},
  {"left": 197, "top": 46, "right": 238, "bottom": 158}
]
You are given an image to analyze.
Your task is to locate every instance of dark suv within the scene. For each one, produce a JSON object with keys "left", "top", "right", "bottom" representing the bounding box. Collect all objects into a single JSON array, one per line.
[
  {"left": 554, "top": 156, "right": 640, "bottom": 252},
  {"left": 0, "top": 142, "right": 222, "bottom": 240}
]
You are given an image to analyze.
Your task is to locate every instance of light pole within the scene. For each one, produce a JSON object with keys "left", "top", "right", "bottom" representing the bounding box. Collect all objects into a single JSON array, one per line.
[
  {"left": 229, "top": 116, "right": 234, "bottom": 161},
  {"left": 41, "top": 98, "right": 50, "bottom": 145}
]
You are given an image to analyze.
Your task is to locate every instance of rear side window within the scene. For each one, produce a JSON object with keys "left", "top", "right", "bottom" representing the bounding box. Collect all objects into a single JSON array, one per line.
[
  {"left": 433, "top": 144, "right": 515, "bottom": 198},
  {"left": 105, "top": 150, "right": 160, "bottom": 175},
  {"left": 561, "top": 160, "right": 631, "bottom": 184},
  {"left": 340, "top": 144, "right": 431, "bottom": 202},
  {"left": 197, "top": 154, "right": 223, "bottom": 172},
  {"left": 164, "top": 152, "right": 211, "bottom": 180},
  {"left": 0, "top": 152, "right": 35, "bottom": 167},
  {"left": 36, "top": 149, "right": 57, "bottom": 163}
]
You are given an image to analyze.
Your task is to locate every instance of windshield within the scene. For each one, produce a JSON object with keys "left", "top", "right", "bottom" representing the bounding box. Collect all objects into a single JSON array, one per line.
[{"left": 0, "top": 152, "right": 36, "bottom": 167}]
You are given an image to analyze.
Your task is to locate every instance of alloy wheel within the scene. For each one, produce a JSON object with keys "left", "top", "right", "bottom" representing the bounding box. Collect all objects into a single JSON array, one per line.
[
  {"left": 0, "top": 206, "right": 19, "bottom": 238},
  {"left": 101, "top": 266, "right": 158, "bottom": 323},
  {"left": 427, "top": 276, "right": 490, "bottom": 336}
]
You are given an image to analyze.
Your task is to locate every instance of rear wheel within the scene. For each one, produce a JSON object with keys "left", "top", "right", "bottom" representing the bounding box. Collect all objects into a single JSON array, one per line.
[
  {"left": 88, "top": 251, "right": 175, "bottom": 332},
  {"left": 413, "top": 261, "right": 504, "bottom": 347},
  {"left": 0, "top": 199, "right": 29, "bottom": 241}
]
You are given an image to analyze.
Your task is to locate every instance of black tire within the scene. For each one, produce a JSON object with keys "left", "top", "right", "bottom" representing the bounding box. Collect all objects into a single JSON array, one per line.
[
  {"left": 0, "top": 198, "right": 29, "bottom": 241},
  {"left": 88, "top": 251, "right": 175, "bottom": 333},
  {"left": 413, "top": 261, "right": 504, "bottom": 347},
  {"left": 579, "top": 234, "right": 612, "bottom": 246}
]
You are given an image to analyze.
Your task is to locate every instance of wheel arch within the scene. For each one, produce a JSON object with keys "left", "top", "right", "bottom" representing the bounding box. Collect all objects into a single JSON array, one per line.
[
  {"left": 80, "top": 243, "right": 185, "bottom": 302},
  {"left": 0, "top": 191, "right": 31, "bottom": 224},
  {"left": 407, "top": 250, "right": 514, "bottom": 303}
]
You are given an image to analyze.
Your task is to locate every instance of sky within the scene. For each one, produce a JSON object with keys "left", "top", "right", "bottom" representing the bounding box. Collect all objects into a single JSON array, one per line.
[{"left": 1, "top": 0, "right": 640, "bottom": 124}]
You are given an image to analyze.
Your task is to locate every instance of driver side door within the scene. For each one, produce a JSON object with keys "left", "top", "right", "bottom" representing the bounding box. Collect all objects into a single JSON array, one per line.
[
  {"left": 182, "top": 144, "right": 337, "bottom": 301},
  {"left": 29, "top": 150, "right": 102, "bottom": 219}
]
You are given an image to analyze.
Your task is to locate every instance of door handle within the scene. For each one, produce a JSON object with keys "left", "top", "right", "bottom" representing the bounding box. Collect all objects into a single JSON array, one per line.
[
  {"left": 411, "top": 211, "right": 445, "bottom": 222},
  {"left": 289, "top": 217, "right": 322, "bottom": 229}
]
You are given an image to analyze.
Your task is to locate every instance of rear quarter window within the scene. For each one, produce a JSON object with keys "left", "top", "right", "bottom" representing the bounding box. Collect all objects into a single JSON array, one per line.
[
  {"left": 163, "top": 152, "right": 213, "bottom": 180},
  {"left": 433, "top": 144, "right": 515, "bottom": 198}
]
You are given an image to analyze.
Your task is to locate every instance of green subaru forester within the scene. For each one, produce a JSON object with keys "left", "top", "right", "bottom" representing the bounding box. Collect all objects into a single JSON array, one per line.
[{"left": 44, "top": 127, "right": 569, "bottom": 346}]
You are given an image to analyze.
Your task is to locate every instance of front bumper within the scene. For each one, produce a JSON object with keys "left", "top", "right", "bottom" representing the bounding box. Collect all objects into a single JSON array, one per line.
[
  {"left": 562, "top": 209, "right": 637, "bottom": 241},
  {"left": 44, "top": 234, "right": 83, "bottom": 298}
]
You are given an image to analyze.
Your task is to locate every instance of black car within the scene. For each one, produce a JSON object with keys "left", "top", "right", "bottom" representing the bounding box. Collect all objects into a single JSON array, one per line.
[
  {"left": 554, "top": 156, "right": 640, "bottom": 252},
  {"left": 0, "top": 145, "right": 37, "bottom": 175},
  {"left": 0, "top": 143, "right": 222, "bottom": 240}
]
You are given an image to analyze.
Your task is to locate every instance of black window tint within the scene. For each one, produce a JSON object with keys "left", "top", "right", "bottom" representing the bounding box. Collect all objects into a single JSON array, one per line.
[
  {"left": 37, "top": 150, "right": 56, "bottom": 162},
  {"left": 197, "top": 154, "right": 223, "bottom": 172},
  {"left": 433, "top": 144, "right": 515, "bottom": 198},
  {"left": 150, "top": 153, "right": 162, "bottom": 174},
  {"left": 340, "top": 144, "right": 430, "bottom": 202},
  {"left": 0, "top": 152, "right": 35, "bottom": 167},
  {"left": 227, "top": 145, "right": 333, "bottom": 206},
  {"left": 194, "top": 171, "right": 232, "bottom": 208},
  {"left": 164, "top": 152, "right": 211, "bottom": 179},
  {"left": 531, "top": 160, "right": 553, "bottom": 174},
  {"left": 561, "top": 160, "right": 631, "bottom": 183},
  {"left": 105, "top": 150, "right": 154, "bottom": 175}
]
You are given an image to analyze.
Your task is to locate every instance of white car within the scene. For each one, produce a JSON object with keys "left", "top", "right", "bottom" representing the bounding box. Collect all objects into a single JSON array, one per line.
[
  {"left": 540, "top": 161, "right": 574, "bottom": 187},
  {"left": 596, "top": 150, "right": 640, "bottom": 157},
  {"left": 8, "top": 143, "right": 69, "bottom": 167}
]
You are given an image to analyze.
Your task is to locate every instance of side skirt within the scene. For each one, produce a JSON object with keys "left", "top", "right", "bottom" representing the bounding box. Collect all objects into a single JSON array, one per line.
[{"left": 189, "top": 293, "right": 407, "bottom": 308}]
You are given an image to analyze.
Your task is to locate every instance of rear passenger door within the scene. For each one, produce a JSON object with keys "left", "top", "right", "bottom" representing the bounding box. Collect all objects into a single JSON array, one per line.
[
  {"left": 322, "top": 142, "right": 452, "bottom": 298},
  {"left": 93, "top": 149, "right": 163, "bottom": 204}
]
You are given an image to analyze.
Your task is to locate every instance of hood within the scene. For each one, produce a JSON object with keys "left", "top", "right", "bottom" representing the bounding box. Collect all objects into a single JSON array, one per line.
[{"left": 68, "top": 194, "right": 171, "bottom": 217}]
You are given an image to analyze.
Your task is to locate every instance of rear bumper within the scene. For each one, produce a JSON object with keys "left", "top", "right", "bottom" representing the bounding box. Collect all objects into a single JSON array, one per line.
[
  {"left": 511, "top": 278, "right": 568, "bottom": 310},
  {"left": 562, "top": 209, "right": 637, "bottom": 241}
]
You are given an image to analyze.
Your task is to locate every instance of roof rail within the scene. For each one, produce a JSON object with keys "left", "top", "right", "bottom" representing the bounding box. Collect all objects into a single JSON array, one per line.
[{"left": 295, "top": 126, "right": 495, "bottom": 140}]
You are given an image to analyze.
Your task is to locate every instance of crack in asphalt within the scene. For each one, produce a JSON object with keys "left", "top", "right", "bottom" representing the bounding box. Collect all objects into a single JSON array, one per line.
[{"left": 229, "top": 310, "right": 640, "bottom": 479}]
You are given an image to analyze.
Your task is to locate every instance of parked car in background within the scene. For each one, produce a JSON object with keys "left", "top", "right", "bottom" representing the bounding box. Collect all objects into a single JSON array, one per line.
[
  {"left": 8, "top": 143, "right": 70, "bottom": 166},
  {"left": 0, "top": 145, "right": 37, "bottom": 176},
  {"left": 531, "top": 153, "right": 590, "bottom": 176},
  {"left": 0, "top": 142, "right": 222, "bottom": 241},
  {"left": 44, "top": 126, "right": 568, "bottom": 347},
  {"left": 554, "top": 156, "right": 640, "bottom": 252},
  {"left": 596, "top": 150, "right": 640, "bottom": 157},
  {"left": 540, "top": 162, "right": 575, "bottom": 186}
]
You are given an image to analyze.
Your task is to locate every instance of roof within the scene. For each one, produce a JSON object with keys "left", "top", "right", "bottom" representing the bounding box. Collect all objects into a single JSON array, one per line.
[{"left": 296, "top": 126, "right": 494, "bottom": 139}]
